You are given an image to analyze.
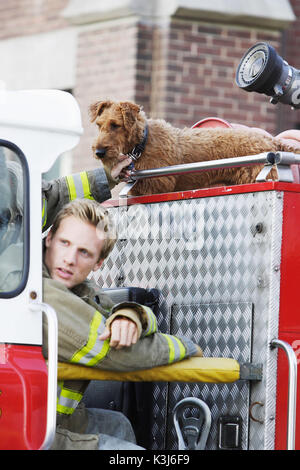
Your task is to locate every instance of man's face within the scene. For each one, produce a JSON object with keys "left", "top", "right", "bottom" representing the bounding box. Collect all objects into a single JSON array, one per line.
[{"left": 44, "top": 215, "right": 104, "bottom": 288}]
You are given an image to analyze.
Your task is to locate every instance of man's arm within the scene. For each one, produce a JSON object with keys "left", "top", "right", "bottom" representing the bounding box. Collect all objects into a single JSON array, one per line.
[
  {"left": 101, "top": 314, "right": 203, "bottom": 357},
  {"left": 98, "top": 298, "right": 204, "bottom": 353},
  {"left": 100, "top": 315, "right": 203, "bottom": 355},
  {"left": 42, "top": 156, "right": 132, "bottom": 231},
  {"left": 43, "top": 277, "right": 202, "bottom": 372}
]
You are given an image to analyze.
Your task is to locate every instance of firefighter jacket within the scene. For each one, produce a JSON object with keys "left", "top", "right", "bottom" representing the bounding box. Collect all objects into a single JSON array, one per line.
[
  {"left": 42, "top": 265, "right": 198, "bottom": 421},
  {"left": 42, "top": 166, "right": 112, "bottom": 232}
]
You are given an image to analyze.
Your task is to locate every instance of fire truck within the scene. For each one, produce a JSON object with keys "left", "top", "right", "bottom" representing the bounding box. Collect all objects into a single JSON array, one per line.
[{"left": 0, "top": 88, "right": 299, "bottom": 451}]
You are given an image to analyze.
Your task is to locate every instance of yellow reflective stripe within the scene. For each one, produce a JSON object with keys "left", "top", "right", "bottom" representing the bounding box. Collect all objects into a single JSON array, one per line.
[
  {"left": 143, "top": 306, "right": 158, "bottom": 336},
  {"left": 42, "top": 198, "right": 47, "bottom": 228},
  {"left": 70, "top": 311, "right": 109, "bottom": 366},
  {"left": 66, "top": 172, "right": 94, "bottom": 201},
  {"left": 61, "top": 388, "right": 83, "bottom": 402},
  {"left": 57, "top": 381, "right": 83, "bottom": 415},
  {"left": 57, "top": 404, "right": 75, "bottom": 415},
  {"left": 162, "top": 334, "right": 175, "bottom": 363},
  {"left": 80, "top": 171, "right": 94, "bottom": 200},
  {"left": 66, "top": 175, "right": 77, "bottom": 200},
  {"left": 161, "top": 334, "right": 186, "bottom": 364},
  {"left": 86, "top": 339, "right": 110, "bottom": 366},
  {"left": 174, "top": 336, "right": 186, "bottom": 361},
  {"left": 71, "top": 312, "right": 102, "bottom": 363}
]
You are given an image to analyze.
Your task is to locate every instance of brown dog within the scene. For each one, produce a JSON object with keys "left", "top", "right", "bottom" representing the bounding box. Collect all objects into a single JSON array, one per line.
[{"left": 89, "top": 100, "right": 298, "bottom": 195}]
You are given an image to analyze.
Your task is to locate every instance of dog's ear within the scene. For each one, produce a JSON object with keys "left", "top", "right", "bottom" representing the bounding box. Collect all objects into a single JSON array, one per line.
[
  {"left": 119, "top": 102, "right": 141, "bottom": 131},
  {"left": 89, "top": 101, "right": 112, "bottom": 122}
]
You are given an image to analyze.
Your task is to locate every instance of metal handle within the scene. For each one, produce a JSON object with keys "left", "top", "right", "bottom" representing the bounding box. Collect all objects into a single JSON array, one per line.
[
  {"left": 119, "top": 151, "right": 300, "bottom": 198},
  {"left": 173, "top": 397, "right": 211, "bottom": 450},
  {"left": 271, "top": 338, "right": 298, "bottom": 450},
  {"left": 274, "top": 152, "right": 300, "bottom": 165},
  {"left": 131, "top": 152, "right": 274, "bottom": 181},
  {"left": 119, "top": 152, "right": 277, "bottom": 198},
  {"left": 30, "top": 302, "right": 58, "bottom": 450}
]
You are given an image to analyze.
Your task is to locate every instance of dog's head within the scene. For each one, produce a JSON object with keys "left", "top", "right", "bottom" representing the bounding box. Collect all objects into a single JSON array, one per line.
[{"left": 89, "top": 100, "right": 145, "bottom": 170}]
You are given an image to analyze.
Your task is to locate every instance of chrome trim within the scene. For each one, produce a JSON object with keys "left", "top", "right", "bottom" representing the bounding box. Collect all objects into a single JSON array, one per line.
[
  {"left": 271, "top": 339, "right": 298, "bottom": 450},
  {"left": 131, "top": 152, "right": 275, "bottom": 181},
  {"left": 30, "top": 302, "right": 58, "bottom": 450}
]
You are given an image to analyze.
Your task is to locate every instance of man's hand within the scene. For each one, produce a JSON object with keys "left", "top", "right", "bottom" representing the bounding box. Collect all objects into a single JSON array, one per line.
[
  {"left": 99, "top": 316, "right": 139, "bottom": 349},
  {"left": 193, "top": 345, "right": 203, "bottom": 357},
  {"left": 111, "top": 155, "right": 132, "bottom": 182},
  {"left": 275, "top": 130, "right": 300, "bottom": 150}
]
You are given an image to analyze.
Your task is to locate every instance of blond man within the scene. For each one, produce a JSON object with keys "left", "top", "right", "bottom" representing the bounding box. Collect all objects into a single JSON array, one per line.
[{"left": 43, "top": 199, "right": 202, "bottom": 450}]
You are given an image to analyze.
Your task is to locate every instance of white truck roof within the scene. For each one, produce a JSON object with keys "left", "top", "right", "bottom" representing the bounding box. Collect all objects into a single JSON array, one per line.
[{"left": 0, "top": 89, "right": 83, "bottom": 173}]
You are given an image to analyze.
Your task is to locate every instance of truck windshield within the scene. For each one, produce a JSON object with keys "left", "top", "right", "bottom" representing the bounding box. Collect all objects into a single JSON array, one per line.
[{"left": 0, "top": 141, "right": 29, "bottom": 297}]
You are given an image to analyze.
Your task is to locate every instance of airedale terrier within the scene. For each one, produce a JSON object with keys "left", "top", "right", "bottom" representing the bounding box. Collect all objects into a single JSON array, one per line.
[{"left": 89, "top": 100, "right": 299, "bottom": 195}]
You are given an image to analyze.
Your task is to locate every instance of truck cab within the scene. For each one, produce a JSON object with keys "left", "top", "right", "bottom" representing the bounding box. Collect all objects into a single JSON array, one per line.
[{"left": 0, "top": 89, "right": 82, "bottom": 449}]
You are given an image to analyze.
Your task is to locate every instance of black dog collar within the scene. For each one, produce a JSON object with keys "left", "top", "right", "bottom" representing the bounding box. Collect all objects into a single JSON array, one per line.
[{"left": 127, "top": 123, "right": 149, "bottom": 161}]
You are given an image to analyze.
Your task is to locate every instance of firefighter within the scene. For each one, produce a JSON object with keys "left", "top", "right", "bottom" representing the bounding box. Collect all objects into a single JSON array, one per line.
[{"left": 42, "top": 198, "right": 202, "bottom": 450}]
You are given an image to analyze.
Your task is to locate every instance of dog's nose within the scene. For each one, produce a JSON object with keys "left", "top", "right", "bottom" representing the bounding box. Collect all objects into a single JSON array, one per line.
[{"left": 95, "top": 148, "right": 107, "bottom": 159}]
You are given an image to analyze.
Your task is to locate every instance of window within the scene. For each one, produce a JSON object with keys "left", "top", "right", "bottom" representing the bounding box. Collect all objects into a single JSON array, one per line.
[{"left": 0, "top": 140, "right": 29, "bottom": 297}]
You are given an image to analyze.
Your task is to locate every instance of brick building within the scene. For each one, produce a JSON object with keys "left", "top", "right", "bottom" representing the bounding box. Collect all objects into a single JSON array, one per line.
[{"left": 0, "top": 0, "right": 299, "bottom": 191}]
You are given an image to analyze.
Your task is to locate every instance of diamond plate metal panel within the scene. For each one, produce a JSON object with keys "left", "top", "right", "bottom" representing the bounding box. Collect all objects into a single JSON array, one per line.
[
  {"left": 95, "top": 191, "right": 283, "bottom": 450},
  {"left": 166, "top": 302, "right": 252, "bottom": 450}
]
